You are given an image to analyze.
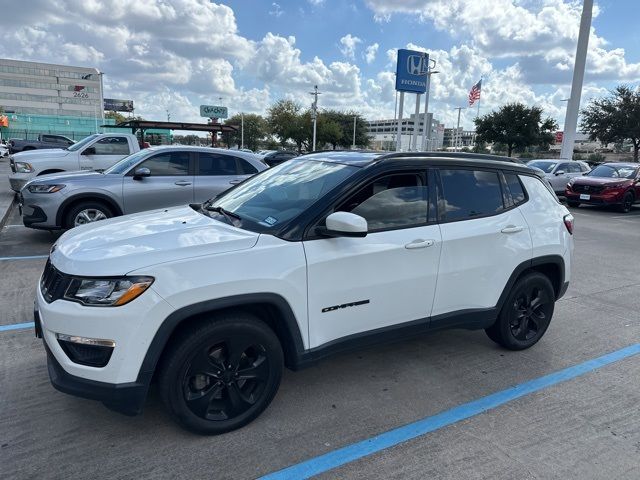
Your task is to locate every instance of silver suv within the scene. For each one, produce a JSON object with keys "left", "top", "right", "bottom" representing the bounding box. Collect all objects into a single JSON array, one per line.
[{"left": 20, "top": 146, "right": 268, "bottom": 230}]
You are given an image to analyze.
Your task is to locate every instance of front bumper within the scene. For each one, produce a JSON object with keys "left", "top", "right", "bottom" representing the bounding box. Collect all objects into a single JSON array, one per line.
[
  {"left": 565, "top": 190, "right": 624, "bottom": 205},
  {"left": 19, "top": 191, "right": 65, "bottom": 229},
  {"left": 44, "top": 338, "right": 149, "bottom": 415},
  {"left": 9, "top": 176, "right": 28, "bottom": 193}
]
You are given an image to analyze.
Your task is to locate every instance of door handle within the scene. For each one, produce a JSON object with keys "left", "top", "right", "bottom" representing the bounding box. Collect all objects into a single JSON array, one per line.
[
  {"left": 405, "top": 239, "right": 435, "bottom": 249},
  {"left": 501, "top": 225, "right": 524, "bottom": 234},
  {"left": 229, "top": 179, "right": 242, "bottom": 185},
  {"left": 174, "top": 181, "right": 192, "bottom": 186}
]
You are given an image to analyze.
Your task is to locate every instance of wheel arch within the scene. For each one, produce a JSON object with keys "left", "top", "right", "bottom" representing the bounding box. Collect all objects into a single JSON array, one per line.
[
  {"left": 139, "top": 293, "right": 306, "bottom": 385},
  {"left": 56, "top": 193, "right": 123, "bottom": 227}
]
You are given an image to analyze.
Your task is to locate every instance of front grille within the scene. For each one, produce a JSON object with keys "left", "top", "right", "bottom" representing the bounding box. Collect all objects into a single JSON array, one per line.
[
  {"left": 9, "top": 157, "right": 15, "bottom": 173},
  {"left": 573, "top": 184, "right": 604, "bottom": 194},
  {"left": 40, "top": 260, "right": 71, "bottom": 303}
]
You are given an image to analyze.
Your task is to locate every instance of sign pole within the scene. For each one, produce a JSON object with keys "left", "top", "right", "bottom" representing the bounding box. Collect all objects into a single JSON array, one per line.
[
  {"left": 411, "top": 93, "right": 421, "bottom": 151},
  {"left": 396, "top": 91, "right": 405, "bottom": 152}
]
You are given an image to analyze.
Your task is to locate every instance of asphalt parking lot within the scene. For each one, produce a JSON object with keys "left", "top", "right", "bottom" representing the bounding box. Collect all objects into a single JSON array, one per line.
[{"left": 1, "top": 203, "right": 639, "bottom": 479}]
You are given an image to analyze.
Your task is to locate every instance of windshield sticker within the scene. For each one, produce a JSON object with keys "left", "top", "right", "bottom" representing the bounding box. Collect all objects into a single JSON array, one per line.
[{"left": 263, "top": 216, "right": 278, "bottom": 226}]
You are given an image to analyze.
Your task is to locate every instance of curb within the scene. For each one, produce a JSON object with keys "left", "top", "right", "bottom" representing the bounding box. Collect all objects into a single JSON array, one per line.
[{"left": 0, "top": 194, "right": 16, "bottom": 231}]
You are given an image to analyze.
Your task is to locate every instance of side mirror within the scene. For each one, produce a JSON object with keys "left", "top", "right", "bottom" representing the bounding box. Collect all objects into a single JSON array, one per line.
[
  {"left": 133, "top": 167, "right": 151, "bottom": 180},
  {"left": 82, "top": 146, "right": 96, "bottom": 155},
  {"left": 554, "top": 170, "right": 565, "bottom": 176},
  {"left": 321, "top": 211, "right": 368, "bottom": 238}
]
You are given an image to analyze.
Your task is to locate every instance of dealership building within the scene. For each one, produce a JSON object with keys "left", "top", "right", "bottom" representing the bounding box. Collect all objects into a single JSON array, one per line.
[{"left": 366, "top": 113, "right": 445, "bottom": 151}]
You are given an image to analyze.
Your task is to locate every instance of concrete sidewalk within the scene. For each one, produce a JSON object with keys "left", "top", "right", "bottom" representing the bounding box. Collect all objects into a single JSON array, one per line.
[{"left": 0, "top": 157, "right": 16, "bottom": 228}]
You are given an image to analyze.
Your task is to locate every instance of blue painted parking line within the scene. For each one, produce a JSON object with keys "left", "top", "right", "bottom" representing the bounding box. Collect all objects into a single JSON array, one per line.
[
  {"left": 0, "top": 322, "right": 35, "bottom": 332},
  {"left": 260, "top": 343, "right": 640, "bottom": 480},
  {"left": 0, "top": 255, "right": 48, "bottom": 261}
]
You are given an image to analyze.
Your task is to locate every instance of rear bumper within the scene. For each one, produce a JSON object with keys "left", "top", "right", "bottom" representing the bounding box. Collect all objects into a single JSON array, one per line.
[{"left": 44, "top": 339, "right": 149, "bottom": 416}]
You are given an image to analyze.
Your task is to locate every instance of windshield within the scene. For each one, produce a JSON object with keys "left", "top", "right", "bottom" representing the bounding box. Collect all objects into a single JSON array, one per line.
[
  {"left": 209, "top": 159, "right": 358, "bottom": 232},
  {"left": 528, "top": 160, "right": 557, "bottom": 173},
  {"left": 588, "top": 165, "right": 637, "bottom": 179},
  {"left": 66, "top": 134, "right": 99, "bottom": 152},
  {"left": 104, "top": 150, "right": 150, "bottom": 174}
]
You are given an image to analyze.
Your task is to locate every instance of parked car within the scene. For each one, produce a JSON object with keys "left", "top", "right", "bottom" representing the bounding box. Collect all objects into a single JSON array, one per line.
[
  {"left": 0, "top": 143, "right": 8, "bottom": 157},
  {"left": 565, "top": 162, "right": 640, "bottom": 212},
  {"left": 8, "top": 134, "right": 75, "bottom": 153},
  {"left": 36, "top": 151, "right": 573, "bottom": 434},
  {"left": 8, "top": 133, "right": 140, "bottom": 192},
  {"left": 526, "top": 159, "right": 591, "bottom": 195},
  {"left": 20, "top": 146, "right": 267, "bottom": 229},
  {"left": 261, "top": 150, "right": 298, "bottom": 167}
]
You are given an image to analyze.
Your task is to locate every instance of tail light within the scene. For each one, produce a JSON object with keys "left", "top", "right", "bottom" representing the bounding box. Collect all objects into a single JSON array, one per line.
[{"left": 563, "top": 214, "right": 574, "bottom": 235}]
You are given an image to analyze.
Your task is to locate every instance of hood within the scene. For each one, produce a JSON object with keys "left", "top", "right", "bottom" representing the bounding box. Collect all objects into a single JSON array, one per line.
[
  {"left": 12, "top": 149, "right": 70, "bottom": 162},
  {"left": 27, "top": 170, "right": 105, "bottom": 185},
  {"left": 50, "top": 205, "right": 259, "bottom": 276},
  {"left": 571, "top": 176, "right": 631, "bottom": 187}
]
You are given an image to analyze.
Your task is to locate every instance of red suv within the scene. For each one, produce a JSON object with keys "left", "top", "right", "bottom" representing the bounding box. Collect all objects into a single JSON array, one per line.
[{"left": 565, "top": 162, "right": 640, "bottom": 213}]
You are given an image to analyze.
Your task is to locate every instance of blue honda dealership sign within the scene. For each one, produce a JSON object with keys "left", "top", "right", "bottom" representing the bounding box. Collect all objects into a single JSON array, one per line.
[{"left": 395, "top": 49, "right": 429, "bottom": 94}]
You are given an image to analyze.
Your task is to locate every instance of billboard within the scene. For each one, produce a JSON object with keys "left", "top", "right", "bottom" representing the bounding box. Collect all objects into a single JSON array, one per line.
[
  {"left": 200, "top": 105, "right": 228, "bottom": 119},
  {"left": 555, "top": 131, "right": 564, "bottom": 144},
  {"left": 104, "top": 98, "right": 134, "bottom": 112},
  {"left": 395, "top": 49, "right": 429, "bottom": 94}
]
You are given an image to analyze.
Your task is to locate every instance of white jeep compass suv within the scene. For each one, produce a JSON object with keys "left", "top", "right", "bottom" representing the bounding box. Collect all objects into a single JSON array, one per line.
[{"left": 36, "top": 152, "right": 574, "bottom": 434}]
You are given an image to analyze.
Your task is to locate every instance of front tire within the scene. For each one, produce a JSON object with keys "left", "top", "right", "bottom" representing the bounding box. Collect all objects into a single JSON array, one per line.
[
  {"left": 618, "top": 192, "right": 634, "bottom": 213},
  {"left": 158, "top": 314, "right": 283, "bottom": 435},
  {"left": 485, "top": 272, "right": 555, "bottom": 350},
  {"left": 64, "top": 201, "right": 113, "bottom": 228}
]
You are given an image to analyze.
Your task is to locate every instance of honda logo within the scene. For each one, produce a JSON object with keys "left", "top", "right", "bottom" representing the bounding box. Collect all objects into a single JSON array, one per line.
[{"left": 407, "top": 54, "right": 428, "bottom": 75}]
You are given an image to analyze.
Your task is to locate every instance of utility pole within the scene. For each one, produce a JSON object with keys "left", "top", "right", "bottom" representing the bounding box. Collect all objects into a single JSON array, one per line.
[
  {"left": 352, "top": 115, "right": 357, "bottom": 149},
  {"left": 309, "top": 85, "right": 321, "bottom": 151},
  {"left": 166, "top": 109, "right": 171, "bottom": 122},
  {"left": 560, "top": 0, "right": 593, "bottom": 160},
  {"left": 454, "top": 107, "right": 463, "bottom": 152},
  {"left": 241, "top": 112, "right": 244, "bottom": 149}
]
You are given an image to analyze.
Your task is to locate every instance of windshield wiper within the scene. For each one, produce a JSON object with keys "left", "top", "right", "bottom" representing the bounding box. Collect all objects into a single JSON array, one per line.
[{"left": 205, "top": 205, "right": 241, "bottom": 225}]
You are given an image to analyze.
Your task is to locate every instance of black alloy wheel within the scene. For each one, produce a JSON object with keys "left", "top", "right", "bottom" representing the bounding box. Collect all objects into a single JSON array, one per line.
[
  {"left": 485, "top": 272, "right": 555, "bottom": 350},
  {"left": 159, "top": 314, "right": 283, "bottom": 434},
  {"left": 618, "top": 192, "right": 634, "bottom": 213}
]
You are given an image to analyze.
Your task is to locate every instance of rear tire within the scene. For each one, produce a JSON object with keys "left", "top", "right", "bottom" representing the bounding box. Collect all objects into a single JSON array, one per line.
[
  {"left": 64, "top": 201, "right": 113, "bottom": 228},
  {"left": 158, "top": 313, "right": 283, "bottom": 435},
  {"left": 566, "top": 200, "right": 580, "bottom": 208},
  {"left": 618, "top": 192, "right": 634, "bottom": 213},
  {"left": 485, "top": 272, "right": 555, "bottom": 350}
]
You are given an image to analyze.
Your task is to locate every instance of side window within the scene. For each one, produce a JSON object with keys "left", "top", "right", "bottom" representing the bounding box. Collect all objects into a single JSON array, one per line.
[
  {"left": 137, "top": 152, "right": 189, "bottom": 176},
  {"left": 504, "top": 173, "right": 526, "bottom": 206},
  {"left": 566, "top": 163, "right": 582, "bottom": 173},
  {"left": 439, "top": 169, "right": 504, "bottom": 221},
  {"left": 198, "top": 153, "right": 239, "bottom": 175},
  {"left": 556, "top": 163, "right": 571, "bottom": 173},
  {"left": 237, "top": 158, "right": 258, "bottom": 175},
  {"left": 580, "top": 163, "right": 590, "bottom": 172},
  {"left": 93, "top": 137, "right": 130, "bottom": 155},
  {"left": 336, "top": 173, "right": 428, "bottom": 231}
]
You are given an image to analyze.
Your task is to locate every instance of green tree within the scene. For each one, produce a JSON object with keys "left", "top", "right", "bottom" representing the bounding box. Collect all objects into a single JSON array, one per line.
[
  {"left": 581, "top": 85, "right": 640, "bottom": 161},
  {"left": 105, "top": 111, "right": 127, "bottom": 124},
  {"left": 267, "top": 99, "right": 303, "bottom": 147},
  {"left": 474, "top": 103, "right": 557, "bottom": 157},
  {"left": 225, "top": 113, "right": 267, "bottom": 151}
]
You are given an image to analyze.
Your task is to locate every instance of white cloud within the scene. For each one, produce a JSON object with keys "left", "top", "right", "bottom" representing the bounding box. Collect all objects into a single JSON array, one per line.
[
  {"left": 339, "top": 34, "right": 362, "bottom": 60},
  {"left": 269, "top": 3, "right": 283, "bottom": 18},
  {"left": 364, "top": 43, "right": 379, "bottom": 64}
]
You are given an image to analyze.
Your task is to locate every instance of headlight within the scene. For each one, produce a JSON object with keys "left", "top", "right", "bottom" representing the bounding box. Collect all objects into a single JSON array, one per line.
[
  {"left": 27, "top": 184, "right": 65, "bottom": 193},
  {"left": 14, "top": 161, "right": 34, "bottom": 173},
  {"left": 64, "top": 276, "right": 154, "bottom": 306}
]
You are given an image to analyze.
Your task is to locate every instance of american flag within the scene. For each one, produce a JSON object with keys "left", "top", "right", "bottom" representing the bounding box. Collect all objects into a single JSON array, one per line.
[{"left": 468, "top": 79, "right": 482, "bottom": 106}]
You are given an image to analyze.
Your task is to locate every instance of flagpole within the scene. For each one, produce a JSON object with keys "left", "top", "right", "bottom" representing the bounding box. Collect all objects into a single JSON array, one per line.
[{"left": 476, "top": 78, "right": 482, "bottom": 119}]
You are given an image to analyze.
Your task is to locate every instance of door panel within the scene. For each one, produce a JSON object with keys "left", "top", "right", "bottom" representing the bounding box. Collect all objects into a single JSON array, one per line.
[
  {"left": 122, "top": 151, "right": 194, "bottom": 213},
  {"left": 194, "top": 152, "right": 247, "bottom": 202},
  {"left": 304, "top": 225, "right": 442, "bottom": 348},
  {"left": 304, "top": 171, "right": 440, "bottom": 348},
  {"left": 432, "top": 168, "right": 532, "bottom": 316}
]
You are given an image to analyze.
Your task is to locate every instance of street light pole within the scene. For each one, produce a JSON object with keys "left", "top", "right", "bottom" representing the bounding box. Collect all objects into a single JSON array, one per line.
[
  {"left": 309, "top": 85, "right": 321, "bottom": 151},
  {"left": 241, "top": 112, "right": 244, "bottom": 149},
  {"left": 352, "top": 115, "right": 357, "bottom": 149},
  {"left": 560, "top": 0, "right": 593, "bottom": 160}
]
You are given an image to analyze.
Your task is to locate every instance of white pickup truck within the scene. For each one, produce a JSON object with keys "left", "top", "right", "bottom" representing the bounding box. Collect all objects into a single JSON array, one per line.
[{"left": 8, "top": 133, "right": 141, "bottom": 192}]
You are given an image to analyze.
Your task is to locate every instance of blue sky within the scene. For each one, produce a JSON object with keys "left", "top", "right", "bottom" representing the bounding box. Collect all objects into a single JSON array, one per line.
[{"left": 1, "top": 0, "right": 639, "bottom": 130}]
